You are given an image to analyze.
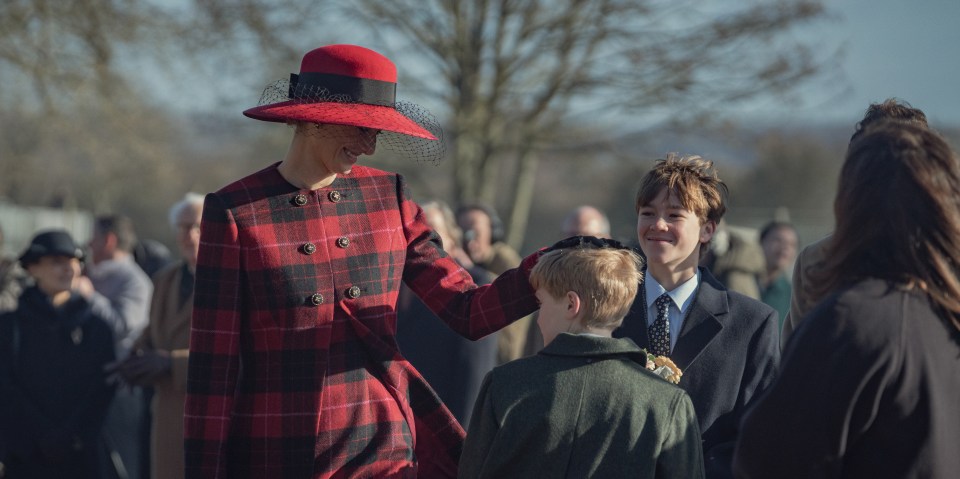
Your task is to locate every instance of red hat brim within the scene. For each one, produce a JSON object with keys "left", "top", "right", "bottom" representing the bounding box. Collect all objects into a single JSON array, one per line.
[{"left": 243, "top": 101, "right": 437, "bottom": 140}]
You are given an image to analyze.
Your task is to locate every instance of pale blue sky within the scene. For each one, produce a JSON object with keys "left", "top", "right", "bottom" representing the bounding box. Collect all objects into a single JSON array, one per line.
[
  {"left": 752, "top": 0, "right": 960, "bottom": 127},
  {"left": 139, "top": 1, "right": 960, "bottom": 128}
]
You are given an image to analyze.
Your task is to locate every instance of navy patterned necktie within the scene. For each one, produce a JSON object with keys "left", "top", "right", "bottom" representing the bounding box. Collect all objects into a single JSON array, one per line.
[{"left": 649, "top": 293, "right": 672, "bottom": 356}]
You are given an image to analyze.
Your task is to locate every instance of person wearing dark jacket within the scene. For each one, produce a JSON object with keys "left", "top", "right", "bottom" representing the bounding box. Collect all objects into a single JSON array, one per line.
[
  {"left": 0, "top": 230, "right": 116, "bottom": 479},
  {"left": 734, "top": 121, "right": 960, "bottom": 478},
  {"left": 461, "top": 244, "right": 703, "bottom": 479},
  {"left": 615, "top": 155, "right": 779, "bottom": 479}
]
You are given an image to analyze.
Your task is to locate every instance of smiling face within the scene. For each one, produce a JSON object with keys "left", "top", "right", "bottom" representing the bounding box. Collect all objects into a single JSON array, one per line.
[
  {"left": 637, "top": 187, "right": 715, "bottom": 283},
  {"left": 307, "top": 123, "right": 379, "bottom": 176},
  {"left": 27, "top": 255, "right": 81, "bottom": 299}
]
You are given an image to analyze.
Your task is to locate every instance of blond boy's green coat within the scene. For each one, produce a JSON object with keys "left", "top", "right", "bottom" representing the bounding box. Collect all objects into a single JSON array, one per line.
[{"left": 459, "top": 333, "right": 705, "bottom": 479}]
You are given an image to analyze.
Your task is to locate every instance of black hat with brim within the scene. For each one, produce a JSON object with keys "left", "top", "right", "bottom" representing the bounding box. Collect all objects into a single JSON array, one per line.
[{"left": 19, "top": 230, "right": 85, "bottom": 266}]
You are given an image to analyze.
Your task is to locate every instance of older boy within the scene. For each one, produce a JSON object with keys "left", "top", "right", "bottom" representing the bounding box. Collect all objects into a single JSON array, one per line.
[
  {"left": 615, "top": 154, "right": 780, "bottom": 479},
  {"left": 460, "top": 243, "right": 704, "bottom": 479}
]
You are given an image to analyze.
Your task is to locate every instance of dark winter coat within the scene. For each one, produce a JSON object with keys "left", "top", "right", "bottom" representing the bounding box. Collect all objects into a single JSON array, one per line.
[{"left": 0, "top": 286, "right": 116, "bottom": 479}]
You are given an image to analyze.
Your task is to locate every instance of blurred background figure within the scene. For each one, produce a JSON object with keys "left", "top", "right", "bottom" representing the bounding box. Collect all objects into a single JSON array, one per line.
[
  {"left": 734, "top": 121, "right": 960, "bottom": 478},
  {"left": 561, "top": 205, "right": 611, "bottom": 239},
  {"left": 0, "top": 230, "right": 116, "bottom": 479},
  {"left": 114, "top": 193, "right": 203, "bottom": 479},
  {"left": 79, "top": 215, "right": 153, "bottom": 479},
  {"left": 701, "top": 219, "right": 765, "bottom": 299},
  {"left": 758, "top": 221, "right": 799, "bottom": 328},
  {"left": 456, "top": 203, "right": 531, "bottom": 364},
  {"left": 396, "top": 200, "right": 499, "bottom": 426},
  {"left": 456, "top": 203, "right": 521, "bottom": 275},
  {"left": 0, "top": 223, "right": 28, "bottom": 314},
  {"left": 132, "top": 239, "right": 173, "bottom": 281}
]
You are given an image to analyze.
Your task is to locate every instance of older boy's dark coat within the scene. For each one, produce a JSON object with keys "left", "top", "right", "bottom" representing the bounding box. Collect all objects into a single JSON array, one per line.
[
  {"left": 184, "top": 163, "right": 539, "bottom": 479},
  {"left": 615, "top": 268, "right": 780, "bottom": 479},
  {"left": 460, "top": 334, "right": 704, "bottom": 479}
]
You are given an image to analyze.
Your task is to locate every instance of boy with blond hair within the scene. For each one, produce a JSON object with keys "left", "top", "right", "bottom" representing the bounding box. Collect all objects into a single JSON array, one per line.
[
  {"left": 460, "top": 242, "right": 704, "bottom": 479},
  {"left": 615, "top": 154, "right": 780, "bottom": 478}
]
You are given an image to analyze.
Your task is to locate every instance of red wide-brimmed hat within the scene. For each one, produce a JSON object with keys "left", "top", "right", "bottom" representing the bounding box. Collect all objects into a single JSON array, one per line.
[{"left": 244, "top": 44, "right": 438, "bottom": 141}]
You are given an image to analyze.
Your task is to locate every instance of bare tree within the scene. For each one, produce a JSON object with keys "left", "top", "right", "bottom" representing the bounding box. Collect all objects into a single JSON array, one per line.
[{"left": 345, "top": 0, "right": 837, "bottom": 249}]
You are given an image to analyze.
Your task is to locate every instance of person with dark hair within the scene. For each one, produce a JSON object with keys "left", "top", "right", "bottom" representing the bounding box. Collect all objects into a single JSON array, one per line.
[
  {"left": 81, "top": 214, "right": 153, "bottom": 479},
  {"left": 132, "top": 239, "right": 172, "bottom": 280},
  {"left": 781, "top": 99, "right": 930, "bottom": 347},
  {"left": 758, "top": 221, "right": 798, "bottom": 326},
  {"left": 734, "top": 121, "right": 960, "bottom": 478},
  {"left": 184, "top": 44, "right": 539, "bottom": 478},
  {"left": 456, "top": 203, "right": 533, "bottom": 364},
  {"left": 614, "top": 154, "right": 779, "bottom": 479},
  {"left": 456, "top": 203, "right": 521, "bottom": 276},
  {"left": 0, "top": 230, "right": 115, "bottom": 478},
  {"left": 850, "top": 97, "right": 928, "bottom": 142}
]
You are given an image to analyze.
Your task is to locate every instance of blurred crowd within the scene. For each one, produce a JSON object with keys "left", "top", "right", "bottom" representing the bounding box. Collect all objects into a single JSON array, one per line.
[{"left": 1, "top": 86, "right": 958, "bottom": 479}]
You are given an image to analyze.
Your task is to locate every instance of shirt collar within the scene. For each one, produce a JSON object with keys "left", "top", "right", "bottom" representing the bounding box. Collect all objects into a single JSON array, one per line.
[{"left": 644, "top": 269, "right": 700, "bottom": 315}]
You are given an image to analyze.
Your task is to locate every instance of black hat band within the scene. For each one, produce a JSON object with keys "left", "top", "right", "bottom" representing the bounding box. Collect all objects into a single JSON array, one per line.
[{"left": 288, "top": 72, "right": 397, "bottom": 107}]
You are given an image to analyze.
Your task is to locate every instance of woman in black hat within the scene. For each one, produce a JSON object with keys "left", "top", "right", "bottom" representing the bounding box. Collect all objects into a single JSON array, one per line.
[{"left": 0, "top": 230, "right": 116, "bottom": 479}]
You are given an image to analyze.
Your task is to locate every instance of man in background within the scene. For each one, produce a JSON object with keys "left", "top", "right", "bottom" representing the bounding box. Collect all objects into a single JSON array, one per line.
[
  {"left": 561, "top": 205, "right": 611, "bottom": 239},
  {"left": 77, "top": 214, "right": 153, "bottom": 479}
]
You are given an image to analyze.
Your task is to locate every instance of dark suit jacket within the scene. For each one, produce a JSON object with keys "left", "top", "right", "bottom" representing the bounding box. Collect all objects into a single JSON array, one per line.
[
  {"left": 615, "top": 267, "right": 780, "bottom": 479},
  {"left": 734, "top": 278, "right": 960, "bottom": 478}
]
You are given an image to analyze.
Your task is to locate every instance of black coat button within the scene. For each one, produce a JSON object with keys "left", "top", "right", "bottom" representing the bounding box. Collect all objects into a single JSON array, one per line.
[
  {"left": 293, "top": 194, "right": 308, "bottom": 206},
  {"left": 310, "top": 293, "right": 324, "bottom": 305},
  {"left": 328, "top": 191, "right": 342, "bottom": 203},
  {"left": 303, "top": 243, "right": 317, "bottom": 254},
  {"left": 346, "top": 286, "right": 361, "bottom": 299},
  {"left": 336, "top": 237, "right": 350, "bottom": 248}
]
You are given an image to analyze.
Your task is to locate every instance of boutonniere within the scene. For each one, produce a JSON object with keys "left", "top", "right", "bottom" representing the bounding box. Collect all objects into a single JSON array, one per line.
[{"left": 640, "top": 349, "right": 682, "bottom": 384}]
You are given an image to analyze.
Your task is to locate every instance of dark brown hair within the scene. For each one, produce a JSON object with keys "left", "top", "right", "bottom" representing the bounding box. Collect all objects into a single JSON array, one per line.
[
  {"left": 814, "top": 120, "right": 960, "bottom": 331},
  {"left": 850, "top": 98, "right": 928, "bottom": 143}
]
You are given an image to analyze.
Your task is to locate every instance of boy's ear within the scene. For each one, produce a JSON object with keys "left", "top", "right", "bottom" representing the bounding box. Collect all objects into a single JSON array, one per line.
[
  {"left": 565, "top": 291, "right": 581, "bottom": 318},
  {"left": 700, "top": 220, "right": 717, "bottom": 244}
]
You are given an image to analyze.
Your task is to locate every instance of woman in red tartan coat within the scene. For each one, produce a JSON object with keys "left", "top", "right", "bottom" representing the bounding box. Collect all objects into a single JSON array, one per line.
[{"left": 183, "top": 45, "right": 540, "bottom": 479}]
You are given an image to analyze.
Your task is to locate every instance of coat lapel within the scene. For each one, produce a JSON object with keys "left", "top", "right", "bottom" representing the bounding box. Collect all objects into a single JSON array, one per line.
[{"left": 670, "top": 268, "right": 726, "bottom": 371}]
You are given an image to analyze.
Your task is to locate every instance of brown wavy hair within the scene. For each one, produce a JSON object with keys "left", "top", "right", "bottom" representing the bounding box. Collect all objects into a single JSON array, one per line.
[
  {"left": 635, "top": 154, "right": 728, "bottom": 257},
  {"left": 812, "top": 120, "right": 960, "bottom": 331}
]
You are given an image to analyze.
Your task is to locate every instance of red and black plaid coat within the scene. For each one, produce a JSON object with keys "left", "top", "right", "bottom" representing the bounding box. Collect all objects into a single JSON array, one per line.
[{"left": 184, "top": 163, "right": 538, "bottom": 479}]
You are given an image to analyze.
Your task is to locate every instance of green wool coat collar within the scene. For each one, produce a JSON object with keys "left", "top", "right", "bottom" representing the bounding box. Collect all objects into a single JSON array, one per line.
[{"left": 539, "top": 333, "right": 646, "bottom": 361}]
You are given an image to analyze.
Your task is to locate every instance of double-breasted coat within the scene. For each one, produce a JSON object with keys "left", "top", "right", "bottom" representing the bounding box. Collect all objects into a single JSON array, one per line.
[
  {"left": 183, "top": 163, "right": 539, "bottom": 478},
  {"left": 135, "top": 260, "right": 193, "bottom": 479},
  {"left": 615, "top": 267, "right": 780, "bottom": 479}
]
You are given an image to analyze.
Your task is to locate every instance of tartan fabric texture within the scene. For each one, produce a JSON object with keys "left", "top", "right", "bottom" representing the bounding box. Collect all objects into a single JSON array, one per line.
[{"left": 183, "top": 163, "right": 539, "bottom": 479}]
